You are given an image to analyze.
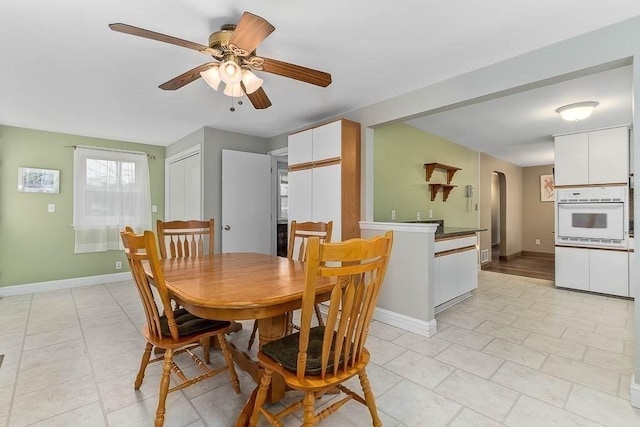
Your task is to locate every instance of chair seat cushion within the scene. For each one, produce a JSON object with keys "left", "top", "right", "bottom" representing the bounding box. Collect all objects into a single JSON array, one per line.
[
  {"left": 261, "top": 326, "right": 339, "bottom": 376},
  {"left": 160, "top": 308, "right": 229, "bottom": 337}
]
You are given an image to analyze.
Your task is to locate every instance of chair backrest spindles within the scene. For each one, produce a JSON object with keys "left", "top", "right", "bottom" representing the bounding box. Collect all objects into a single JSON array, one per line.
[
  {"left": 121, "top": 229, "right": 180, "bottom": 341},
  {"left": 288, "top": 220, "right": 333, "bottom": 262},
  {"left": 295, "top": 231, "right": 393, "bottom": 381},
  {"left": 157, "top": 219, "right": 215, "bottom": 259}
]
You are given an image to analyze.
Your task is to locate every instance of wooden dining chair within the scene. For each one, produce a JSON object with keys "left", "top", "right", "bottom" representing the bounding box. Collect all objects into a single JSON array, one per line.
[
  {"left": 156, "top": 219, "right": 215, "bottom": 259},
  {"left": 121, "top": 229, "right": 240, "bottom": 427},
  {"left": 247, "top": 220, "right": 333, "bottom": 350},
  {"left": 249, "top": 230, "right": 393, "bottom": 426}
]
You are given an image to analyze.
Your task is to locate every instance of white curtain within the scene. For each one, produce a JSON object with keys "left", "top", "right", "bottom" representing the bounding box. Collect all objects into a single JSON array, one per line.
[{"left": 73, "top": 147, "right": 152, "bottom": 253}]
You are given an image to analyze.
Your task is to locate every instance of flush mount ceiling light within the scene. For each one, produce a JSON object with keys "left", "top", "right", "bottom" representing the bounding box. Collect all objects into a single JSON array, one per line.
[{"left": 555, "top": 101, "right": 599, "bottom": 121}]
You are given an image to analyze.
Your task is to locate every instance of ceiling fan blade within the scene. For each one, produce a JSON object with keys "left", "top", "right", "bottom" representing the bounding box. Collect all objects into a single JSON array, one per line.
[
  {"left": 109, "top": 23, "right": 218, "bottom": 55},
  {"left": 245, "top": 87, "right": 272, "bottom": 109},
  {"left": 159, "top": 63, "right": 217, "bottom": 90},
  {"left": 228, "top": 12, "right": 275, "bottom": 55},
  {"left": 261, "top": 58, "right": 332, "bottom": 87}
]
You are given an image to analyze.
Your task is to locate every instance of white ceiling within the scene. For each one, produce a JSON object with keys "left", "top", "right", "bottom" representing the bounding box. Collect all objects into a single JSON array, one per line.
[
  {"left": 405, "top": 65, "right": 633, "bottom": 167},
  {"left": 2, "top": 1, "right": 640, "bottom": 160}
]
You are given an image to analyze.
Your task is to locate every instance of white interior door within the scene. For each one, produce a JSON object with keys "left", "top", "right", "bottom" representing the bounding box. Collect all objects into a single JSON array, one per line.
[
  {"left": 166, "top": 148, "right": 201, "bottom": 221},
  {"left": 221, "top": 149, "right": 272, "bottom": 254}
]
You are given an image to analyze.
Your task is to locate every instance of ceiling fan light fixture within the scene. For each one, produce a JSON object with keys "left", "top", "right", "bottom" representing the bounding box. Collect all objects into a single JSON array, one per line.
[
  {"left": 200, "top": 66, "right": 221, "bottom": 90},
  {"left": 555, "top": 101, "right": 599, "bottom": 121},
  {"left": 219, "top": 54, "right": 242, "bottom": 85},
  {"left": 223, "top": 82, "right": 245, "bottom": 98},
  {"left": 241, "top": 69, "right": 263, "bottom": 94}
]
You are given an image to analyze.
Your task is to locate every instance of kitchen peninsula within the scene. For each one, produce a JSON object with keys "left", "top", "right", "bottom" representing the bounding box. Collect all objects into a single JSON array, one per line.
[{"left": 360, "top": 221, "right": 484, "bottom": 337}]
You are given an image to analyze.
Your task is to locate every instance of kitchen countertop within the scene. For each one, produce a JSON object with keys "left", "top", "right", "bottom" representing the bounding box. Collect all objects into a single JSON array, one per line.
[{"left": 435, "top": 227, "right": 486, "bottom": 240}]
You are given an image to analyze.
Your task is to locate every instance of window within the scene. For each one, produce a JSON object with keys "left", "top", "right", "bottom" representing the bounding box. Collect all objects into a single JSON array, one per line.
[{"left": 73, "top": 147, "right": 151, "bottom": 253}]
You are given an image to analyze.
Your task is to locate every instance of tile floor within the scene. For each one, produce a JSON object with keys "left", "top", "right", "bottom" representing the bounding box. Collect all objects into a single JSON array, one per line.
[{"left": 0, "top": 271, "right": 639, "bottom": 426}]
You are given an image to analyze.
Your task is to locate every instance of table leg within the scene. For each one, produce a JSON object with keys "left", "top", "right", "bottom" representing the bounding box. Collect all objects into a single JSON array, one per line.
[{"left": 256, "top": 315, "right": 287, "bottom": 403}]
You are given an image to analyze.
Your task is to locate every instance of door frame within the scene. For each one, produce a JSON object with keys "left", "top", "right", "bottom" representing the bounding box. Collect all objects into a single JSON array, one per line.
[
  {"left": 268, "top": 147, "right": 288, "bottom": 255},
  {"left": 165, "top": 144, "right": 202, "bottom": 222}
]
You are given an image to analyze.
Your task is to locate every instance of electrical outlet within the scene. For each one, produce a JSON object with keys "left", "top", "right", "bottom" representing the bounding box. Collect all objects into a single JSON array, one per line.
[
  {"left": 535, "top": 239, "right": 540, "bottom": 245},
  {"left": 416, "top": 211, "right": 421, "bottom": 220},
  {"left": 115, "top": 261, "right": 122, "bottom": 270},
  {"left": 391, "top": 209, "right": 396, "bottom": 220}
]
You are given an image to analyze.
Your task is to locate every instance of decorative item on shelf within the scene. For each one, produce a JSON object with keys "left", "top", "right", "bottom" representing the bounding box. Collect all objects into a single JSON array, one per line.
[{"left": 424, "top": 163, "right": 461, "bottom": 202}]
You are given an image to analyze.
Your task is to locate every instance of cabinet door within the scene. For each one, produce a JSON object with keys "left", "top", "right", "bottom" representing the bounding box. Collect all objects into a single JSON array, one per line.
[
  {"left": 288, "top": 169, "right": 313, "bottom": 224},
  {"left": 588, "top": 127, "right": 629, "bottom": 185},
  {"left": 630, "top": 252, "right": 636, "bottom": 298},
  {"left": 439, "top": 252, "right": 460, "bottom": 304},
  {"left": 590, "top": 249, "right": 628, "bottom": 296},
  {"left": 555, "top": 246, "right": 589, "bottom": 290},
  {"left": 554, "top": 133, "right": 589, "bottom": 186},
  {"left": 312, "top": 164, "right": 342, "bottom": 242},
  {"left": 312, "top": 120, "right": 342, "bottom": 161},
  {"left": 457, "top": 248, "right": 479, "bottom": 295},
  {"left": 288, "top": 129, "right": 313, "bottom": 165},
  {"left": 433, "top": 256, "right": 442, "bottom": 306}
]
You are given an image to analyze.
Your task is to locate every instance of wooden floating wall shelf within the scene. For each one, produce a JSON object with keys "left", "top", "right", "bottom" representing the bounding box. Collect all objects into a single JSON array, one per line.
[
  {"left": 429, "top": 183, "right": 457, "bottom": 201},
  {"left": 424, "top": 163, "right": 462, "bottom": 202},
  {"left": 424, "top": 163, "right": 461, "bottom": 184}
]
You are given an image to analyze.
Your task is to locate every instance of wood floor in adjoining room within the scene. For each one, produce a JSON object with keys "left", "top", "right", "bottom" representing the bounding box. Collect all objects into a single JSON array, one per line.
[{"left": 482, "top": 246, "right": 555, "bottom": 281}]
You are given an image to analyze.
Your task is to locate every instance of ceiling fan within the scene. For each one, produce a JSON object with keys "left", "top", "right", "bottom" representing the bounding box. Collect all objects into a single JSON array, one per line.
[{"left": 109, "top": 12, "right": 332, "bottom": 110}]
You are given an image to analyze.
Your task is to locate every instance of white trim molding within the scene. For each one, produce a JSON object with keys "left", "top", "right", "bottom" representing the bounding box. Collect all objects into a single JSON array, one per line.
[
  {"left": 372, "top": 306, "right": 438, "bottom": 337},
  {"left": 0, "top": 272, "right": 131, "bottom": 297},
  {"left": 631, "top": 375, "right": 640, "bottom": 409}
]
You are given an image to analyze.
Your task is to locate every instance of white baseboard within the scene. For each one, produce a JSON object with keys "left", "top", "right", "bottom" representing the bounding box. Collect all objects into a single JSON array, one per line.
[
  {"left": 631, "top": 375, "right": 640, "bottom": 408},
  {"left": 0, "top": 272, "right": 131, "bottom": 297},
  {"left": 317, "top": 304, "right": 438, "bottom": 337},
  {"left": 372, "top": 307, "right": 438, "bottom": 337}
]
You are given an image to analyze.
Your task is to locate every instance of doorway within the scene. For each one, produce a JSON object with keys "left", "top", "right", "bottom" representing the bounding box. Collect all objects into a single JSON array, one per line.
[
  {"left": 491, "top": 171, "right": 507, "bottom": 261},
  {"left": 269, "top": 147, "right": 289, "bottom": 256}
]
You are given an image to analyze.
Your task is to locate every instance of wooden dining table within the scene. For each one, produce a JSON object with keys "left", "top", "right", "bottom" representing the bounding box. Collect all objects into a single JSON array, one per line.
[{"left": 143, "top": 252, "right": 333, "bottom": 425}]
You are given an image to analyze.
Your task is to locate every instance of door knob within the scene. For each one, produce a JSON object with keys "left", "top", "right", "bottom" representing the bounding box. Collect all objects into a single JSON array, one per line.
[{"left": 224, "top": 225, "right": 231, "bottom": 230}]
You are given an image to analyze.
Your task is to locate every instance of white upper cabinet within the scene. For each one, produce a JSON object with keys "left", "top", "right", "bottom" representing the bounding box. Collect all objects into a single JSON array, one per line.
[
  {"left": 288, "top": 129, "right": 313, "bottom": 165},
  {"left": 311, "top": 120, "right": 342, "bottom": 161},
  {"left": 288, "top": 120, "right": 343, "bottom": 166},
  {"left": 554, "top": 126, "right": 629, "bottom": 186},
  {"left": 554, "top": 132, "right": 588, "bottom": 186},
  {"left": 287, "top": 119, "right": 361, "bottom": 243},
  {"left": 588, "top": 127, "right": 629, "bottom": 185}
]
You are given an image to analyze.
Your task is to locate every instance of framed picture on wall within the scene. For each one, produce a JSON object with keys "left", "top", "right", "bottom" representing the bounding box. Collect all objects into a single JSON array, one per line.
[
  {"left": 540, "top": 174, "right": 554, "bottom": 202},
  {"left": 17, "top": 167, "right": 60, "bottom": 193}
]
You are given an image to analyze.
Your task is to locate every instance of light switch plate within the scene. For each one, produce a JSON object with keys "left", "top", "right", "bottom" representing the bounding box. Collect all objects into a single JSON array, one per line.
[
  {"left": 47, "top": 204, "right": 55, "bottom": 213},
  {"left": 151, "top": 205, "right": 158, "bottom": 213}
]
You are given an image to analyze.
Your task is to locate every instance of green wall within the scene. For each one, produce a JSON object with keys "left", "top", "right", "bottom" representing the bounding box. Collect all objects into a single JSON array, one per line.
[
  {"left": 0, "top": 125, "right": 165, "bottom": 287},
  {"left": 374, "top": 123, "right": 479, "bottom": 227}
]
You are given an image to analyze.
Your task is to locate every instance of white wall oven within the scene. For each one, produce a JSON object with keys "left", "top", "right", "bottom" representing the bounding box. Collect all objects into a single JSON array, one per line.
[{"left": 556, "top": 186, "right": 628, "bottom": 249}]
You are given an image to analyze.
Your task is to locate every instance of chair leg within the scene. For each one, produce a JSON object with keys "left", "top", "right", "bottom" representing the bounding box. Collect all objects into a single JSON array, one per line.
[
  {"left": 313, "top": 304, "right": 325, "bottom": 327},
  {"left": 302, "top": 391, "right": 316, "bottom": 426},
  {"left": 249, "top": 368, "right": 273, "bottom": 426},
  {"left": 247, "top": 320, "right": 259, "bottom": 350},
  {"left": 200, "top": 338, "right": 211, "bottom": 364},
  {"left": 155, "top": 348, "right": 174, "bottom": 427},
  {"left": 358, "top": 368, "right": 382, "bottom": 427},
  {"left": 217, "top": 333, "right": 241, "bottom": 394},
  {"left": 135, "top": 342, "right": 153, "bottom": 390}
]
